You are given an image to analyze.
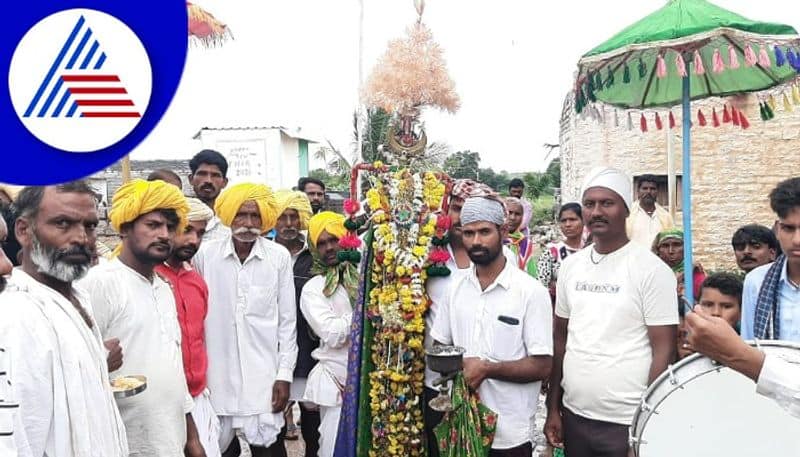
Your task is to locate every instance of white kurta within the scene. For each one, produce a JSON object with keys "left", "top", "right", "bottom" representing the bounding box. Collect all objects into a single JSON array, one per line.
[
  {"left": 193, "top": 236, "right": 297, "bottom": 448},
  {"left": 83, "top": 259, "right": 193, "bottom": 457},
  {"left": 757, "top": 354, "right": 800, "bottom": 418},
  {"left": 0, "top": 269, "right": 128, "bottom": 457},
  {"left": 300, "top": 276, "right": 352, "bottom": 457}
]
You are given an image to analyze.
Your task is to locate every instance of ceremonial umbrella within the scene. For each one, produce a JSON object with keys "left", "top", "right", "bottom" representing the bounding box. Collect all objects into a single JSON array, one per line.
[
  {"left": 187, "top": 1, "right": 232, "bottom": 47},
  {"left": 574, "top": 0, "right": 800, "bottom": 303}
]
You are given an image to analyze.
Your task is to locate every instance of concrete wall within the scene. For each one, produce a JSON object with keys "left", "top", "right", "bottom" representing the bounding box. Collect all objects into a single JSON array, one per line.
[{"left": 560, "top": 91, "right": 799, "bottom": 270}]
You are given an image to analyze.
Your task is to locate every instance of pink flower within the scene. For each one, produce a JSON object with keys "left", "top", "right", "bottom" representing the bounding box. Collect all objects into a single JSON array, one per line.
[
  {"left": 436, "top": 214, "right": 451, "bottom": 230},
  {"left": 343, "top": 199, "right": 361, "bottom": 215},
  {"left": 338, "top": 233, "right": 362, "bottom": 249},
  {"left": 428, "top": 248, "right": 450, "bottom": 264}
]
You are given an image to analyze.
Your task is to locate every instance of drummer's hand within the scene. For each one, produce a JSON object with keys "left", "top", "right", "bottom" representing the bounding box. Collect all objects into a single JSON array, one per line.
[
  {"left": 272, "top": 380, "right": 290, "bottom": 413},
  {"left": 104, "top": 338, "right": 123, "bottom": 372},
  {"left": 544, "top": 411, "right": 564, "bottom": 449},
  {"left": 684, "top": 306, "right": 746, "bottom": 362},
  {"left": 462, "top": 357, "right": 489, "bottom": 391}
]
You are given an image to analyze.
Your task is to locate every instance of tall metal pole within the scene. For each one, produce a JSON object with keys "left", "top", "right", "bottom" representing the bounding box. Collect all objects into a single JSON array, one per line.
[
  {"left": 681, "top": 74, "right": 694, "bottom": 306},
  {"left": 667, "top": 125, "right": 676, "bottom": 220}
]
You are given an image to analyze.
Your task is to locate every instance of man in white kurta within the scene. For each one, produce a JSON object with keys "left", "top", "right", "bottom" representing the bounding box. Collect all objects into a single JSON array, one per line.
[
  {"left": 300, "top": 212, "right": 355, "bottom": 457},
  {"left": 193, "top": 183, "right": 297, "bottom": 456},
  {"left": 0, "top": 183, "right": 128, "bottom": 457}
]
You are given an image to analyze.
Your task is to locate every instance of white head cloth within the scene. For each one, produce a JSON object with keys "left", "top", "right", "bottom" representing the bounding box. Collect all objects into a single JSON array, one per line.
[
  {"left": 581, "top": 166, "right": 633, "bottom": 209},
  {"left": 461, "top": 196, "right": 506, "bottom": 226},
  {"left": 186, "top": 197, "right": 214, "bottom": 222}
]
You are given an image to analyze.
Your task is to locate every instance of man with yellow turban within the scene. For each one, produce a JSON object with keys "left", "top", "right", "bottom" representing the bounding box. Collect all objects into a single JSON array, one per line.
[
  {"left": 270, "top": 190, "right": 319, "bottom": 451},
  {"left": 192, "top": 182, "right": 298, "bottom": 457},
  {"left": 82, "top": 179, "right": 206, "bottom": 457},
  {"left": 300, "top": 211, "right": 353, "bottom": 457}
]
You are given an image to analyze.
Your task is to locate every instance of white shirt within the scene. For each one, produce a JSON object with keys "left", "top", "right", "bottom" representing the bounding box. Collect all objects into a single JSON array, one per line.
[
  {"left": 756, "top": 354, "right": 800, "bottom": 418},
  {"left": 556, "top": 242, "right": 678, "bottom": 425},
  {"left": 431, "top": 260, "right": 553, "bottom": 449},
  {"left": 300, "top": 276, "right": 352, "bottom": 407},
  {"left": 626, "top": 201, "right": 674, "bottom": 248},
  {"left": 424, "top": 245, "right": 516, "bottom": 389},
  {"left": 193, "top": 236, "right": 298, "bottom": 416},
  {"left": 203, "top": 215, "right": 231, "bottom": 243},
  {"left": 83, "top": 259, "right": 193, "bottom": 457},
  {"left": 0, "top": 269, "right": 128, "bottom": 457},
  {"left": 0, "top": 345, "right": 19, "bottom": 456}
]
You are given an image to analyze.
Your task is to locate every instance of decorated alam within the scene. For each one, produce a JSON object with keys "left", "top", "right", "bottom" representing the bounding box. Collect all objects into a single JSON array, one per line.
[{"left": 5, "top": 1, "right": 800, "bottom": 457}]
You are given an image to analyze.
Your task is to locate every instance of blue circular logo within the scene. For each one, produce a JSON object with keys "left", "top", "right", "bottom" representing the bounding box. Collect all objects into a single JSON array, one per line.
[{"left": 1, "top": 0, "right": 187, "bottom": 184}]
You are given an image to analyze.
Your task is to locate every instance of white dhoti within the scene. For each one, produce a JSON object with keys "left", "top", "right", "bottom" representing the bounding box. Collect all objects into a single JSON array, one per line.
[
  {"left": 218, "top": 412, "right": 283, "bottom": 452},
  {"left": 318, "top": 405, "right": 342, "bottom": 457},
  {"left": 192, "top": 389, "right": 222, "bottom": 457}
]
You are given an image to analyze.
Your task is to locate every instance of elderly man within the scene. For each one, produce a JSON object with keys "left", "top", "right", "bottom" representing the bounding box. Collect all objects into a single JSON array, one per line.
[
  {"left": 432, "top": 196, "right": 553, "bottom": 457},
  {"left": 82, "top": 179, "right": 204, "bottom": 457},
  {"left": 626, "top": 174, "right": 674, "bottom": 248},
  {"left": 193, "top": 183, "right": 298, "bottom": 457},
  {"left": 154, "top": 197, "right": 220, "bottom": 457},
  {"left": 272, "top": 189, "right": 319, "bottom": 454},
  {"left": 546, "top": 168, "right": 678, "bottom": 457},
  {"left": 731, "top": 224, "right": 779, "bottom": 274},
  {"left": 300, "top": 211, "right": 358, "bottom": 457},
  {"left": 189, "top": 150, "right": 231, "bottom": 242},
  {"left": 0, "top": 182, "right": 128, "bottom": 457}
]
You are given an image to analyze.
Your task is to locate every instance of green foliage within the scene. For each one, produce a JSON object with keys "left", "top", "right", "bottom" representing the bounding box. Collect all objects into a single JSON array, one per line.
[
  {"left": 442, "top": 150, "right": 481, "bottom": 180},
  {"left": 522, "top": 172, "right": 552, "bottom": 200},
  {"left": 477, "top": 167, "right": 511, "bottom": 193},
  {"left": 309, "top": 168, "right": 349, "bottom": 191},
  {"left": 531, "top": 194, "right": 556, "bottom": 226},
  {"left": 546, "top": 158, "right": 561, "bottom": 188}
]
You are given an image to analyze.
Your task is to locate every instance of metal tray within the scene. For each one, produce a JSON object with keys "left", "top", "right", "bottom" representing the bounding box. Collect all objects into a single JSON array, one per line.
[{"left": 111, "top": 375, "right": 147, "bottom": 399}]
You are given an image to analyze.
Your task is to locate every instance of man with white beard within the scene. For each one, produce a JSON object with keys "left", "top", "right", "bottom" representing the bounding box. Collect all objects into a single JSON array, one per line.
[{"left": 0, "top": 182, "right": 128, "bottom": 457}]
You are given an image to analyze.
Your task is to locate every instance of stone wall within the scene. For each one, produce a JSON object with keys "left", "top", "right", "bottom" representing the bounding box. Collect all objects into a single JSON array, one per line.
[{"left": 560, "top": 91, "right": 800, "bottom": 271}]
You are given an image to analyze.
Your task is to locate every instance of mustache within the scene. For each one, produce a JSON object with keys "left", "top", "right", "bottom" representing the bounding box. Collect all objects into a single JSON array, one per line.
[
  {"left": 589, "top": 217, "right": 609, "bottom": 224},
  {"left": 56, "top": 244, "right": 93, "bottom": 261},
  {"left": 740, "top": 255, "right": 756, "bottom": 262},
  {"left": 468, "top": 247, "right": 489, "bottom": 254},
  {"left": 149, "top": 241, "right": 171, "bottom": 250},
  {"left": 233, "top": 227, "right": 262, "bottom": 236}
]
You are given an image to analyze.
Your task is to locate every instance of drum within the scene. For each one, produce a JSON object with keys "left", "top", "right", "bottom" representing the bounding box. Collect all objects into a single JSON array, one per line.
[{"left": 630, "top": 340, "right": 800, "bottom": 456}]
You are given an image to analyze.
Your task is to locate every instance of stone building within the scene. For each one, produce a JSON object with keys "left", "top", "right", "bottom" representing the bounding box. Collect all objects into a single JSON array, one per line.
[{"left": 559, "top": 90, "right": 799, "bottom": 270}]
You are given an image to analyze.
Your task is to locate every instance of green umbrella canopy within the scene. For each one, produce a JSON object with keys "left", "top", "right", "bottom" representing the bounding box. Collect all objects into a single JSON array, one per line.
[{"left": 575, "top": 0, "right": 800, "bottom": 110}]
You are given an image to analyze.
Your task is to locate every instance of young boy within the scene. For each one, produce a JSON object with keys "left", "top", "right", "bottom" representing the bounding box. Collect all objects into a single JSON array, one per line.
[{"left": 678, "top": 272, "right": 743, "bottom": 359}]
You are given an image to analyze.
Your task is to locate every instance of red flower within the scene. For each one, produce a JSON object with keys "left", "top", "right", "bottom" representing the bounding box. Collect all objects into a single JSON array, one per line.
[
  {"left": 436, "top": 214, "right": 451, "bottom": 230},
  {"left": 338, "top": 233, "right": 362, "bottom": 249},
  {"left": 343, "top": 199, "right": 361, "bottom": 215},
  {"left": 428, "top": 248, "right": 450, "bottom": 264}
]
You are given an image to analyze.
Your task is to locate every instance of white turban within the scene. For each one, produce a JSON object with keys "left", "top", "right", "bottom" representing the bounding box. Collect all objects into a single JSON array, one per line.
[
  {"left": 186, "top": 197, "right": 214, "bottom": 222},
  {"left": 581, "top": 167, "right": 633, "bottom": 209},
  {"left": 461, "top": 197, "right": 506, "bottom": 226}
]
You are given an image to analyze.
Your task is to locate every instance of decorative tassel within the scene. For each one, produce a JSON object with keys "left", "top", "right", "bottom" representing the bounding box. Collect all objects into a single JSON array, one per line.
[
  {"left": 787, "top": 49, "right": 797, "bottom": 68},
  {"left": 606, "top": 67, "right": 615, "bottom": 88},
  {"left": 728, "top": 45, "right": 740, "bottom": 69},
  {"left": 587, "top": 81, "right": 596, "bottom": 102},
  {"left": 759, "top": 102, "right": 767, "bottom": 121},
  {"left": 712, "top": 107, "right": 720, "bottom": 127},
  {"left": 775, "top": 46, "right": 786, "bottom": 67},
  {"left": 655, "top": 112, "right": 663, "bottom": 130},
  {"left": 656, "top": 54, "right": 667, "bottom": 78},
  {"left": 744, "top": 44, "right": 757, "bottom": 67},
  {"left": 614, "top": 109, "right": 620, "bottom": 127},
  {"left": 669, "top": 111, "right": 676, "bottom": 129},
  {"left": 697, "top": 109, "right": 707, "bottom": 126},
  {"left": 712, "top": 48, "right": 725, "bottom": 73},
  {"left": 675, "top": 52, "right": 687, "bottom": 77},
  {"left": 640, "top": 113, "right": 648, "bottom": 132},
  {"left": 732, "top": 107, "right": 740, "bottom": 126},
  {"left": 693, "top": 50, "right": 705, "bottom": 75},
  {"left": 765, "top": 101, "right": 775, "bottom": 119},
  {"left": 784, "top": 93, "right": 794, "bottom": 112},
  {"left": 739, "top": 109, "right": 750, "bottom": 129},
  {"left": 722, "top": 105, "right": 731, "bottom": 123},
  {"left": 595, "top": 71, "right": 604, "bottom": 90},
  {"left": 793, "top": 85, "right": 800, "bottom": 105},
  {"left": 758, "top": 45, "right": 771, "bottom": 67},
  {"left": 623, "top": 63, "right": 631, "bottom": 83},
  {"left": 627, "top": 111, "right": 633, "bottom": 130},
  {"left": 638, "top": 57, "right": 647, "bottom": 79},
  {"left": 768, "top": 94, "right": 777, "bottom": 112}
]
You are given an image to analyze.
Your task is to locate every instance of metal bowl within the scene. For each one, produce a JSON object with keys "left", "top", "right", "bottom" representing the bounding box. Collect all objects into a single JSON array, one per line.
[
  {"left": 111, "top": 375, "right": 147, "bottom": 399},
  {"left": 425, "top": 345, "right": 465, "bottom": 374}
]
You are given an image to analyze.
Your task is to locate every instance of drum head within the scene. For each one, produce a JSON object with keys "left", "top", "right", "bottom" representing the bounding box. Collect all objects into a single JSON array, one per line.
[{"left": 635, "top": 343, "right": 800, "bottom": 456}]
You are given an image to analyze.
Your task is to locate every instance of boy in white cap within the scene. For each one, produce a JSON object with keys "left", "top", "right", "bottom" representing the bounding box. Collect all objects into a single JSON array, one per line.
[{"left": 544, "top": 167, "right": 678, "bottom": 457}]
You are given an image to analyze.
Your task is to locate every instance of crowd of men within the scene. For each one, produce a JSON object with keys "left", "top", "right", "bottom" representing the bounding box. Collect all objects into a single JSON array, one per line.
[{"left": 0, "top": 152, "right": 799, "bottom": 457}]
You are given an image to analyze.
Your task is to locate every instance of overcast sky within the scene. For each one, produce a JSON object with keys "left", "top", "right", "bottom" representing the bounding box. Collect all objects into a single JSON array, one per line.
[{"left": 131, "top": 0, "right": 800, "bottom": 173}]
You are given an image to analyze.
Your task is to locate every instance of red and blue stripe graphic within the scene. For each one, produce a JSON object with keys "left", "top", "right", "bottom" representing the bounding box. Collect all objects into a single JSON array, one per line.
[{"left": 24, "top": 15, "right": 140, "bottom": 119}]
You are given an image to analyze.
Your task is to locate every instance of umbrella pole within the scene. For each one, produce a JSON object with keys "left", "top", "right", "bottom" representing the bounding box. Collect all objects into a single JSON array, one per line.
[{"left": 681, "top": 75, "right": 694, "bottom": 306}]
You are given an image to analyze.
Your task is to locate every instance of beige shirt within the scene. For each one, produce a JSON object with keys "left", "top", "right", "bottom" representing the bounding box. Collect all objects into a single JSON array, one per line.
[{"left": 626, "top": 201, "right": 674, "bottom": 248}]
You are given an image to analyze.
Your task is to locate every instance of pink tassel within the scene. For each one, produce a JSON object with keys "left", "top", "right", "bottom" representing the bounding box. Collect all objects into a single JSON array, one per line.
[
  {"left": 693, "top": 50, "right": 705, "bottom": 75},
  {"left": 728, "top": 45, "right": 740, "bottom": 69},
  {"left": 713, "top": 48, "right": 725, "bottom": 73},
  {"left": 669, "top": 111, "right": 676, "bottom": 129},
  {"left": 712, "top": 107, "right": 720, "bottom": 127},
  {"left": 739, "top": 109, "right": 750, "bottom": 129},
  {"left": 675, "top": 52, "right": 687, "bottom": 77},
  {"left": 640, "top": 113, "right": 648, "bottom": 132},
  {"left": 732, "top": 107, "right": 740, "bottom": 126},
  {"left": 656, "top": 54, "right": 667, "bottom": 78},
  {"left": 758, "top": 45, "right": 771, "bottom": 67},
  {"left": 655, "top": 112, "right": 663, "bottom": 130},
  {"left": 744, "top": 44, "right": 757, "bottom": 67},
  {"left": 697, "top": 109, "right": 707, "bottom": 127}
]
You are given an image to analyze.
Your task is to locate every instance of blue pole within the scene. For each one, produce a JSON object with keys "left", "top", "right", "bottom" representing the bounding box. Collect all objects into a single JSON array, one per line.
[{"left": 681, "top": 74, "right": 694, "bottom": 306}]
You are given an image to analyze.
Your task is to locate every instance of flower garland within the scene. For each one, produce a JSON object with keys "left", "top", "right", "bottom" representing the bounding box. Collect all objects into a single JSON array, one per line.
[{"left": 351, "top": 161, "right": 449, "bottom": 456}]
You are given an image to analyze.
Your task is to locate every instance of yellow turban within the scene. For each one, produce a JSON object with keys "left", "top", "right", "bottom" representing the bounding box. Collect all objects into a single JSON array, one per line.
[
  {"left": 274, "top": 190, "right": 313, "bottom": 230},
  {"left": 308, "top": 211, "right": 347, "bottom": 247},
  {"left": 186, "top": 197, "right": 214, "bottom": 222},
  {"left": 109, "top": 179, "right": 189, "bottom": 233},
  {"left": 214, "top": 183, "right": 278, "bottom": 234}
]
